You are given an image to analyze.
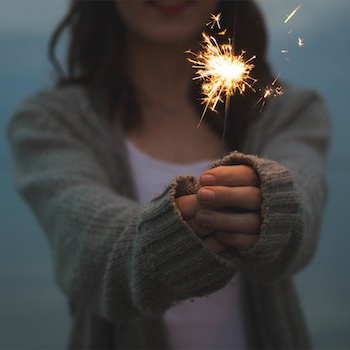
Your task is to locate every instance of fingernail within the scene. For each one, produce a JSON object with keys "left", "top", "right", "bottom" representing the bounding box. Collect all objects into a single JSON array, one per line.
[
  {"left": 198, "top": 188, "right": 215, "bottom": 201},
  {"left": 196, "top": 211, "right": 213, "bottom": 227},
  {"left": 200, "top": 174, "right": 216, "bottom": 186}
]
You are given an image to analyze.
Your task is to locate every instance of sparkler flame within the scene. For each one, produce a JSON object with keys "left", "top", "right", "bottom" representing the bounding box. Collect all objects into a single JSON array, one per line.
[{"left": 187, "top": 33, "right": 256, "bottom": 127}]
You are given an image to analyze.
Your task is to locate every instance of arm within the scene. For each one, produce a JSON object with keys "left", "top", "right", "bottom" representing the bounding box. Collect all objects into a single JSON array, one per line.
[
  {"left": 6, "top": 89, "right": 239, "bottom": 320},
  {"left": 203, "top": 89, "right": 331, "bottom": 283}
]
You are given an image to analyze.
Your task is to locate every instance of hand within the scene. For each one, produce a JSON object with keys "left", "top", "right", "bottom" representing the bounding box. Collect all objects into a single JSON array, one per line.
[
  {"left": 175, "top": 194, "right": 229, "bottom": 255},
  {"left": 195, "top": 165, "right": 262, "bottom": 251}
]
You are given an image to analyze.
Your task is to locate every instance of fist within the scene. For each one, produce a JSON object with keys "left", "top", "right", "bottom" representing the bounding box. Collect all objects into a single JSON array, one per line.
[
  {"left": 196, "top": 165, "right": 262, "bottom": 251},
  {"left": 175, "top": 165, "right": 262, "bottom": 255}
]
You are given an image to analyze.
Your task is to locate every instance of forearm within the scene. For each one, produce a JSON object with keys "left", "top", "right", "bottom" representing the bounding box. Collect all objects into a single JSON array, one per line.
[
  {"left": 9, "top": 125, "right": 240, "bottom": 320},
  {"left": 221, "top": 89, "right": 331, "bottom": 282}
]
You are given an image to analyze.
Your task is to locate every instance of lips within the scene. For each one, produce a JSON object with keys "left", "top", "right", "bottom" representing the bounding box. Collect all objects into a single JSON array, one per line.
[{"left": 146, "top": 0, "right": 194, "bottom": 16}]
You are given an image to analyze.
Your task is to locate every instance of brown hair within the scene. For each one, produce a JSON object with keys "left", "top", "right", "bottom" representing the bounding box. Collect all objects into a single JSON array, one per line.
[{"left": 48, "top": 0, "right": 273, "bottom": 151}]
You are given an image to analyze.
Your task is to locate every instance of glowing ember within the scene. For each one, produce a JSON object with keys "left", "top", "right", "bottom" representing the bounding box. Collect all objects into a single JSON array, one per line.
[
  {"left": 298, "top": 37, "right": 304, "bottom": 47},
  {"left": 254, "top": 74, "right": 284, "bottom": 112},
  {"left": 284, "top": 3, "right": 302, "bottom": 24},
  {"left": 206, "top": 13, "right": 222, "bottom": 29},
  {"left": 187, "top": 33, "right": 256, "bottom": 127}
]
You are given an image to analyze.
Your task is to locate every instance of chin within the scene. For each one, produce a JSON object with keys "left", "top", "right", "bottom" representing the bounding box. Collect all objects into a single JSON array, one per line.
[
  {"left": 146, "top": 27, "right": 200, "bottom": 46},
  {"left": 117, "top": 0, "right": 219, "bottom": 46}
]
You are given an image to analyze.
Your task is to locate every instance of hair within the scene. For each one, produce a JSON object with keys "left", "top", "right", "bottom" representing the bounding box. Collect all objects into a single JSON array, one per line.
[{"left": 48, "top": 0, "right": 274, "bottom": 151}]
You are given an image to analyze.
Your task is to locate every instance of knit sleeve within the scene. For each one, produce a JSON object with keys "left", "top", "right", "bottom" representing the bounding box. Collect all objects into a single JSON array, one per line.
[
  {"left": 212, "top": 89, "right": 331, "bottom": 283},
  {"left": 6, "top": 89, "right": 239, "bottom": 320}
]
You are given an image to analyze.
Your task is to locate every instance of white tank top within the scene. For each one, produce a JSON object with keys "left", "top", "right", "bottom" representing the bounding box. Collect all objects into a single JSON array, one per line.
[{"left": 125, "top": 138, "right": 247, "bottom": 350}]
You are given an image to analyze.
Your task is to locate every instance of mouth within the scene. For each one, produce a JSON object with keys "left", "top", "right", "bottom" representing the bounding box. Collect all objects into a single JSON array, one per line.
[{"left": 146, "top": 0, "right": 195, "bottom": 16}]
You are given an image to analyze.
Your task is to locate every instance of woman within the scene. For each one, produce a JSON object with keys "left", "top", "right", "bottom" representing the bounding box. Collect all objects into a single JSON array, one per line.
[{"left": 7, "top": 0, "right": 330, "bottom": 349}]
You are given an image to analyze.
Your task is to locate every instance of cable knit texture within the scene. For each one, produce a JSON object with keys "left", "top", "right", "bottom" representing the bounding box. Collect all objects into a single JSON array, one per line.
[{"left": 6, "top": 84, "right": 331, "bottom": 349}]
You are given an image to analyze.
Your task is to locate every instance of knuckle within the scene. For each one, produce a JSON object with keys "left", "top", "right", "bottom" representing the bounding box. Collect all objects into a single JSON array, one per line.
[
  {"left": 203, "top": 236, "right": 226, "bottom": 254},
  {"left": 249, "top": 214, "right": 261, "bottom": 232},
  {"left": 242, "top": 164, "right": 253, "bottom": 175},
  {"left": 209, "top": 166, "right": 223, "bottom": 176},
  {"left": 198, "top": 226, "right": 213, "bottom": 237},
  {"left": 235, "top": 234, "right": 256, "bottom": 250},
  {"left": 251, "top": 187, "right": 262, "bottom": 206},
  {"left": 245, "top": 166, "right": 259, "bottom": 184},
  {"left": 234, "top": 235, "right": 247, "bottom": 249},
  {"left": 222, "top": 187, "right": 232, "bottom": 202},
  {"left": 241, "top": 213, "right": 259, "bottom": 233},
  {"left": 222, "top": 166, "right": 231, "bottom": 178},
  {"left": 195, "top": 210, "right": 216, "bottom": 228}
]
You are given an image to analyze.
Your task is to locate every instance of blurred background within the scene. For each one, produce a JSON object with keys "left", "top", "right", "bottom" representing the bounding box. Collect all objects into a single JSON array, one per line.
[{"left": 1, "top": 0, "right": 349, "bottom": 348}]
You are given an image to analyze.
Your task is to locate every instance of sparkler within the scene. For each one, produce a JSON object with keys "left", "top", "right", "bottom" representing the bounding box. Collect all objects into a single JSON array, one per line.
[
  {"left": 186, "top": 3, "right": 304, "bottom": 147},
  {"left": 187, "top": 18, "right": 256, "bottom": 128}
]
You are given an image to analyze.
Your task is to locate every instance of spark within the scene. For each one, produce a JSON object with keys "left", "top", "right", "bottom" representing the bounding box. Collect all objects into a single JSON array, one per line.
[
  {"left": 206, "top": 13, "right": 221, "bottom": 29},
  {"left": 218, "top": 29, "right": 227, "bottom": 36},
  {"left": 254, "top": 73, "right": 284, "bottom": 112},
  {"left": 298, "top": 37, "right": 304, "bottom": 47},
  {"left": 281, "top": 49, "right": 290, "bottom": 61},
  {"left": 187, "top": 32, "right": 256, "bottom": 127},
  {"left": 284, "top": 3, "right": 302, "bottom": 24}
]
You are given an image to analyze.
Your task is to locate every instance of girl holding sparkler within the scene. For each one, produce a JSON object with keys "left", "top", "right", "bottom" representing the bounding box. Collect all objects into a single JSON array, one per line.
[{"left": 7, "top": 0, "right": 330, "bottom": 349}]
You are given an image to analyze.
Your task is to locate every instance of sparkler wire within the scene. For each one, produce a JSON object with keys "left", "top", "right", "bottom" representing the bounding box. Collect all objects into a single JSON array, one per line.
[{"left": 222, "top": 1, "right": 239, "bottom": 157}]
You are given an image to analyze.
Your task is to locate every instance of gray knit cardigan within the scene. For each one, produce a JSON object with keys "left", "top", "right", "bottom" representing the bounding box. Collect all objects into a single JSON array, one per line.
[{"left": 7, "top": 84, "right": 330, "bottom": 349}]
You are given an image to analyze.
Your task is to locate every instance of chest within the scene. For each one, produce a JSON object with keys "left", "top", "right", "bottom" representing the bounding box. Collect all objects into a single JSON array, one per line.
[{"left": 126, "top": 109, "right": 223, "bottom": 163}]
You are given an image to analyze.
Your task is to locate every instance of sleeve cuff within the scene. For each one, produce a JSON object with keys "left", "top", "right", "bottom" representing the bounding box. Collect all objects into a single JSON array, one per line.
[
  {"left": 131, "top": 175, "right": 239, "bottom": 316},
  {"left": 210, "top": 151, "right": 301, "bottom": 266}
]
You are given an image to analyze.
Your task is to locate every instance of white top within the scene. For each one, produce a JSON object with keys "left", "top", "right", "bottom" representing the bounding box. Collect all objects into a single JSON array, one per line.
[{"left": 125, "top": 138, "right": 247, "bottom": 350}]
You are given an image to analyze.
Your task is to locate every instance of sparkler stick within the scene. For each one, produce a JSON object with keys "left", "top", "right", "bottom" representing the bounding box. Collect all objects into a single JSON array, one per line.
[
  {"left": 222, "top": 2, "right": 238, "bottom": 156},
  {"left": 186, "top": 3, "right": 256, "bottom": 156}
]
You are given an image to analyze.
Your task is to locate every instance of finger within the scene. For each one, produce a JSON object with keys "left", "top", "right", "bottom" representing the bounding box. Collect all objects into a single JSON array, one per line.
[
  {"left": 187, "top": 219, "right": 214, "bottom": 238},
  {"left": 215, "top": 232, "right": 260, "bottom": 251},
  {"left": 197, "top": 186, "right": 262, "bottom": 210},
  {"left": 195, "top": 210, "right": 261, "bottom": 234},
  {"left": 200, "top": 165, "right": 260, "bottom": 187},
  {"left": 202, "top": 235, "right": 229, "bottom": 255},
  {"left": 175, "top": 194, "right": 200, "bottom": 220}
]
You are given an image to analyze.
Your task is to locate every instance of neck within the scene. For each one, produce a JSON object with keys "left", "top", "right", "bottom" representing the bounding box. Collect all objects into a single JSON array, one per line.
[{"left": 125, "top": 34, "right": 196, "bottom": 108}]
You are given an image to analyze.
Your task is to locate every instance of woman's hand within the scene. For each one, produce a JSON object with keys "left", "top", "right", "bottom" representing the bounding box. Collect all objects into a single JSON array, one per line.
[
  {"left": 175, "top": 194, "right": 229, "bottom": 255},
  {"left": 196, "top": 165, "right": 262, "bottom": 251}
]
